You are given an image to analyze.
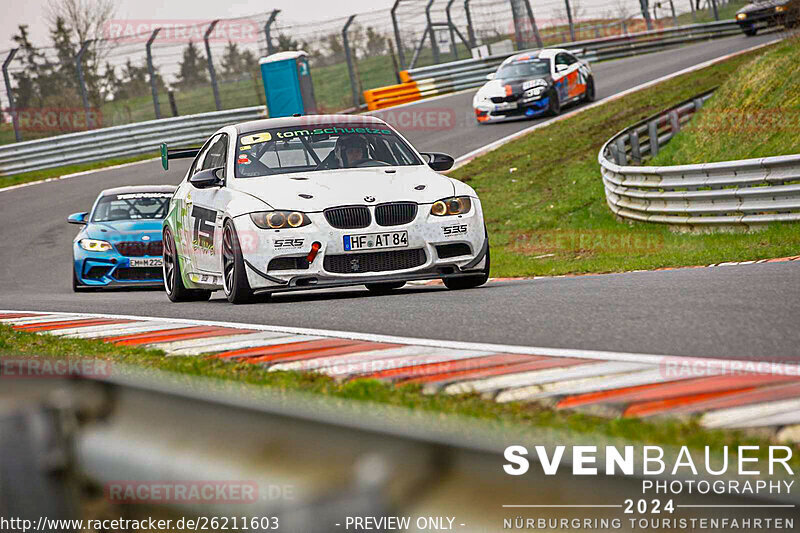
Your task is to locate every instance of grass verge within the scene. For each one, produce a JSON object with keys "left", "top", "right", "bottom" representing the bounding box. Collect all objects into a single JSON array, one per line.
[
  {"left": 651, "top": 34, "right": 800, "bottom": 164},
  {"left": 452, "top": 37, "right": 800, "bottom": 278},
  {"left": 1, "top": 323, "right": 795, "bottom": 466},
  {"left": 0, "top": 153, "right": 157, "bottom": 190}
]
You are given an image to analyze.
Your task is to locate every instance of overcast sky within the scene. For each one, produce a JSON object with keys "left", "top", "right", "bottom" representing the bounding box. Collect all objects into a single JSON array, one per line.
[{"left": 2, "top": 0, "right": 398, "bottom": 49}]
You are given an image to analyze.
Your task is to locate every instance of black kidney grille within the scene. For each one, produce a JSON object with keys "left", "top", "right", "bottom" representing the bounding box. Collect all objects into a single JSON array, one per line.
[
  {"left": 115, "top": 241, "right": 163, "bottom": 257},
  {"left": 324, "top": 206, "right": 371, "bottom": 229},
  {"left": 375, "top": 202, "right": 417, "bottom": 226},
  {"left": 323, "top": 249, "right": 426, "bottom": 274}
]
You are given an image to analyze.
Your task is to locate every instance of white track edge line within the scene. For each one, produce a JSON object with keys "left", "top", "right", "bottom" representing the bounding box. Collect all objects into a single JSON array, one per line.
[
  {"left": 0, "top": 157, "right": 159, "bottom": 194},
  {"left": 4, "top": 309, "right": 798, "bottom": 376}
]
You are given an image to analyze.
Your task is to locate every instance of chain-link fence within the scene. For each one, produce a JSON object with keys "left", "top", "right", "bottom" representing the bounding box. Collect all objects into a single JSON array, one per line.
[{"left": 1, "top": 0, "right": 743, "bottom": 146}]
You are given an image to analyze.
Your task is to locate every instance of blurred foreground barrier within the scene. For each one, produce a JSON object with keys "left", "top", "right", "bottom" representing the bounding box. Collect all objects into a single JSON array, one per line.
[
  {"left": 364, "top": 20, "right": 744, "bottom": 111},
  {"left": 599, "top": 89, "right": 800, "bottom": 228},
  {"left": 0, "top": 105, "right": 265, "bottom": 177}
]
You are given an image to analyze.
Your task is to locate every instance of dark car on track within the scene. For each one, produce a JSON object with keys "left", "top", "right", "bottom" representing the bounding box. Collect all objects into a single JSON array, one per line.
[{"left": 736, "top": 0, "right": 799, "bottom": 35}]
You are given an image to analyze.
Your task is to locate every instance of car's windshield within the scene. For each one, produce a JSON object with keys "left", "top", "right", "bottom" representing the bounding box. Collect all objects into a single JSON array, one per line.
[
  {"left": 235, "top": 124, "right": 423, "bottom": 178},
  {"left": 496, "top": 59, "right": 550, "bottom": 80},
  {"left": 91, "top": 192, "right": 172, "bottom": 222}
]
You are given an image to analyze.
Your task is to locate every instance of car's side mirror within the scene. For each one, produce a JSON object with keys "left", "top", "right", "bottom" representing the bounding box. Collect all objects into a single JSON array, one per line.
[
  {"left": 556, "top": 64, "right": 569, "bottom": 73},
  {"left": 485, "top": 72, "right": 495, "bottom": 81},
  {"left": 189, "top": 167, "right": 224, "bottom": 189},
  {"left": 421, "top": 152, "right": 455, "bottom": 172},
  {"left": 67, "top": 212, "right": 88, "bottom": 225}
]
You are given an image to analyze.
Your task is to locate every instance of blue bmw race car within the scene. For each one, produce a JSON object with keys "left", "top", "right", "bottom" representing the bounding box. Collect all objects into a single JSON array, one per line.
[{"left": 68, "top": 185, "right": 176, "bottom": 291}]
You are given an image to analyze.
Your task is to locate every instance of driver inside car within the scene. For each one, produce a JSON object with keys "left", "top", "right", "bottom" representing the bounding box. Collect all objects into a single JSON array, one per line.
[{"left": 334, "top": 134, "right": 373, "bottom": 168}]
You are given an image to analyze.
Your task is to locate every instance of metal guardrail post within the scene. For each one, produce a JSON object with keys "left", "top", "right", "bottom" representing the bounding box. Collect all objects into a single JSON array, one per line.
[
  {"left": 146, "top": 29, "right": 162, "bottom": 120},
  {"left": 391, "top": 0, "right": 407, "bottom": 69},
  {"left": 426, "top": 0, "right": 441, "bottom": 64},
  {"left": 75, "top": 40, "right": 95, "bottom": 130},
  {"left": 648, "top": 119, "right": 659, "bottom": 157},
  {"left": 630, "top": 131, "right": 641, "bottom": 163},
  {"left": 204, "top": 20, "right": 222, "bottom": 111},
  {"left": 446, "top": 0, "right": 459, "bottom": 60},
  {"left": 264, "top": 10, "right": 280, "bottom": 56},
  {"left": 464, "top": 0, "right": 477, "bottom": 49},
  {"left": 564, "top": 0, "right": 577, "bottom": 41},
  {"left": 2, "top": 48, "right": 21, "bottom": 142},
  {"left": 669, "top": 110, "right": 680, "bottom": 134},
  {"left": 343, "top": 15, "right": 360, "bottom": 109}
]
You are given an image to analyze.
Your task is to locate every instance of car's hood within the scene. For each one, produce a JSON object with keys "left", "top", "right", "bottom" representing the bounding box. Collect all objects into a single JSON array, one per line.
[
  {"left": 231, "top": 166, "right": 456, "bottom": 212},
  {"left": 85, "top": 219, "right": 164, "bottom": 241}
]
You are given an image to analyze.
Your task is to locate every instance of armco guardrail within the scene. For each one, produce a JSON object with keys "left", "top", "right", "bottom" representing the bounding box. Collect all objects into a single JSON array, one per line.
[
  {"left": 364, "top": 20, "right": 743, "bottom": 110},
  {"left": 599, "top": 89, "right": 800, "bottom": 227},
  {"left": 0, "top": 105, "right": 265, "bottom": 177}
]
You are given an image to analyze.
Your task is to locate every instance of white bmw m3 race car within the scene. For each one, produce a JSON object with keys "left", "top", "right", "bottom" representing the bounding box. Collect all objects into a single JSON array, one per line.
[{"left": 160, "top": 115, "right": 490, "bottom": 304}]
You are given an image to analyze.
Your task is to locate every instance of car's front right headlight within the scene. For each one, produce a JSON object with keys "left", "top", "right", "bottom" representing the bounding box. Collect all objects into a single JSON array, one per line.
[
  {"left": 79, "top": 239, "right": 113, "bottom": 252},
  {"left": 736, "top": 12, "right": 747, "bottom": 19},
  {"left": 775, "top": 5, "right": 787, "bottom": 12}
]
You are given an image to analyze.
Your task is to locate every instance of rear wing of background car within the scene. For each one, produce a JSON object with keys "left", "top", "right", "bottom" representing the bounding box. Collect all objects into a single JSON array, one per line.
[{"left": 160, "top": 143, "right": 200, "bottom": 171}]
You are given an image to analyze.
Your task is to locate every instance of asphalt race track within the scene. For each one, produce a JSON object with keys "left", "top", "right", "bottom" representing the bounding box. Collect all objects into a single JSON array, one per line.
[{"left": 2, "top": 33, "right": 797, "bottom": 361}]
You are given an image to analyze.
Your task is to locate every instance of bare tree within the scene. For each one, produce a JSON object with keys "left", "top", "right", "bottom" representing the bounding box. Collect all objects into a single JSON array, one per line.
[{"left": 45, "top": 0, "right": 116, "bottom": 44}]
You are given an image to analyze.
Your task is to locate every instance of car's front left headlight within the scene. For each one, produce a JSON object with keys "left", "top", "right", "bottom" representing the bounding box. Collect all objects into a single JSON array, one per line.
[
  {"left": 79, "top": 239, "right": 113, "bottom": 252},
  {"left": 250, "top": 211, "right": 311, "bottom": 229},
  {"left": 430, "top": 196, "right": 472, "bottom": 216}
]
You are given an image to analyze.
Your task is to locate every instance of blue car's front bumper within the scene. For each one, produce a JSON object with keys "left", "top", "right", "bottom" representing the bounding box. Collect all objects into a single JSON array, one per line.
[{"left": 73, "top": 242, "right": 164, "bottom": 288}]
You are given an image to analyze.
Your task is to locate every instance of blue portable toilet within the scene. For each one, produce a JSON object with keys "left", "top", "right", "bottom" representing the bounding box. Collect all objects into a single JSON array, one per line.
[{"left": 259, "top": 51, "right": 317, "bottom": 118}]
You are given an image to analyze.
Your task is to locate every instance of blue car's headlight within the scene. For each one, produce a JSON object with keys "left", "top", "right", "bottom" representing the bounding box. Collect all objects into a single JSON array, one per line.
[{"left": 79, "top": 239, "right": 113, "bottom": 252}]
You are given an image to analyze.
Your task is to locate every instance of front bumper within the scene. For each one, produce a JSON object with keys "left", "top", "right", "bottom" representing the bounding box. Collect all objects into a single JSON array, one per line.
[
  {"left": 73, "top": 244, "right": 164, "bottom": 288},
  {"left": 233, "top": 200, "right": 487, "bottom": 293},
  {"left": 474, "top": 96, "right": 550, "bottom": 123}
]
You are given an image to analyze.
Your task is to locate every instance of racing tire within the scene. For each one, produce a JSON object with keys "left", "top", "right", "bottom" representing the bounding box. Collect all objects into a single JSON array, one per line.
[
  {"left": 443, "top": 241, "right": 491, "bottom": 291},
  {"left": 163, "top": 227, "right": 211, "bottom": 302},
  {"left": 547, "top": 89, "right": 561, "bottom": 116},
  {"left": 365, "top": 281, "right": 406, "bottom": 294},
  {"left": 222, "top": 220, "right": 258, "bottom": 304},
  {"left": 743, "top": 27, "right": 758, "bottom": 36},
  {"left": 583, "top": 76, "right": 596, "bottom": 103}
]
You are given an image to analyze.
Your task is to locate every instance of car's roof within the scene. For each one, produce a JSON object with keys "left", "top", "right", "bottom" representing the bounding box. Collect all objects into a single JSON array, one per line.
[
  {"left": 100, "top": 185, "right": 177, "bottom": 196},
  {"left": 236, "top": 114, "right": 389, "bottom": 135},
  {"left": 500, "top": 48, "right": 567, "bottom": 67}
]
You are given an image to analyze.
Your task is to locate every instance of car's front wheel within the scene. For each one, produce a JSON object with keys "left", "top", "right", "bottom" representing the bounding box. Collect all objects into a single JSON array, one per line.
[
  {"left": 743, "top": 26, "right": 757, "bottom": 36},
  {"left": 163, "top": 227, "right": 211, "bottom": 302},
  {"left": 443, "top": 242, "right": 490, "bottom": 290},
  {"left": 365, "top": 281, "right": 406, "bottom": 294},
  {"left": 222, "top": 220, "right": 260, "bottom": 304},
  {"left": 583, "top": 76, "right": 596, "bottom": 103}
]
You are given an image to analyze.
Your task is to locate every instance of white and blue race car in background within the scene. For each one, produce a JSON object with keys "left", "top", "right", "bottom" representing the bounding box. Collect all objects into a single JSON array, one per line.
[
  {"left": 68, "top": 185, "right": 176, "bottom": 291},
  {"left": 473, "top": 48, "right": 595, "bottom": 123}
]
